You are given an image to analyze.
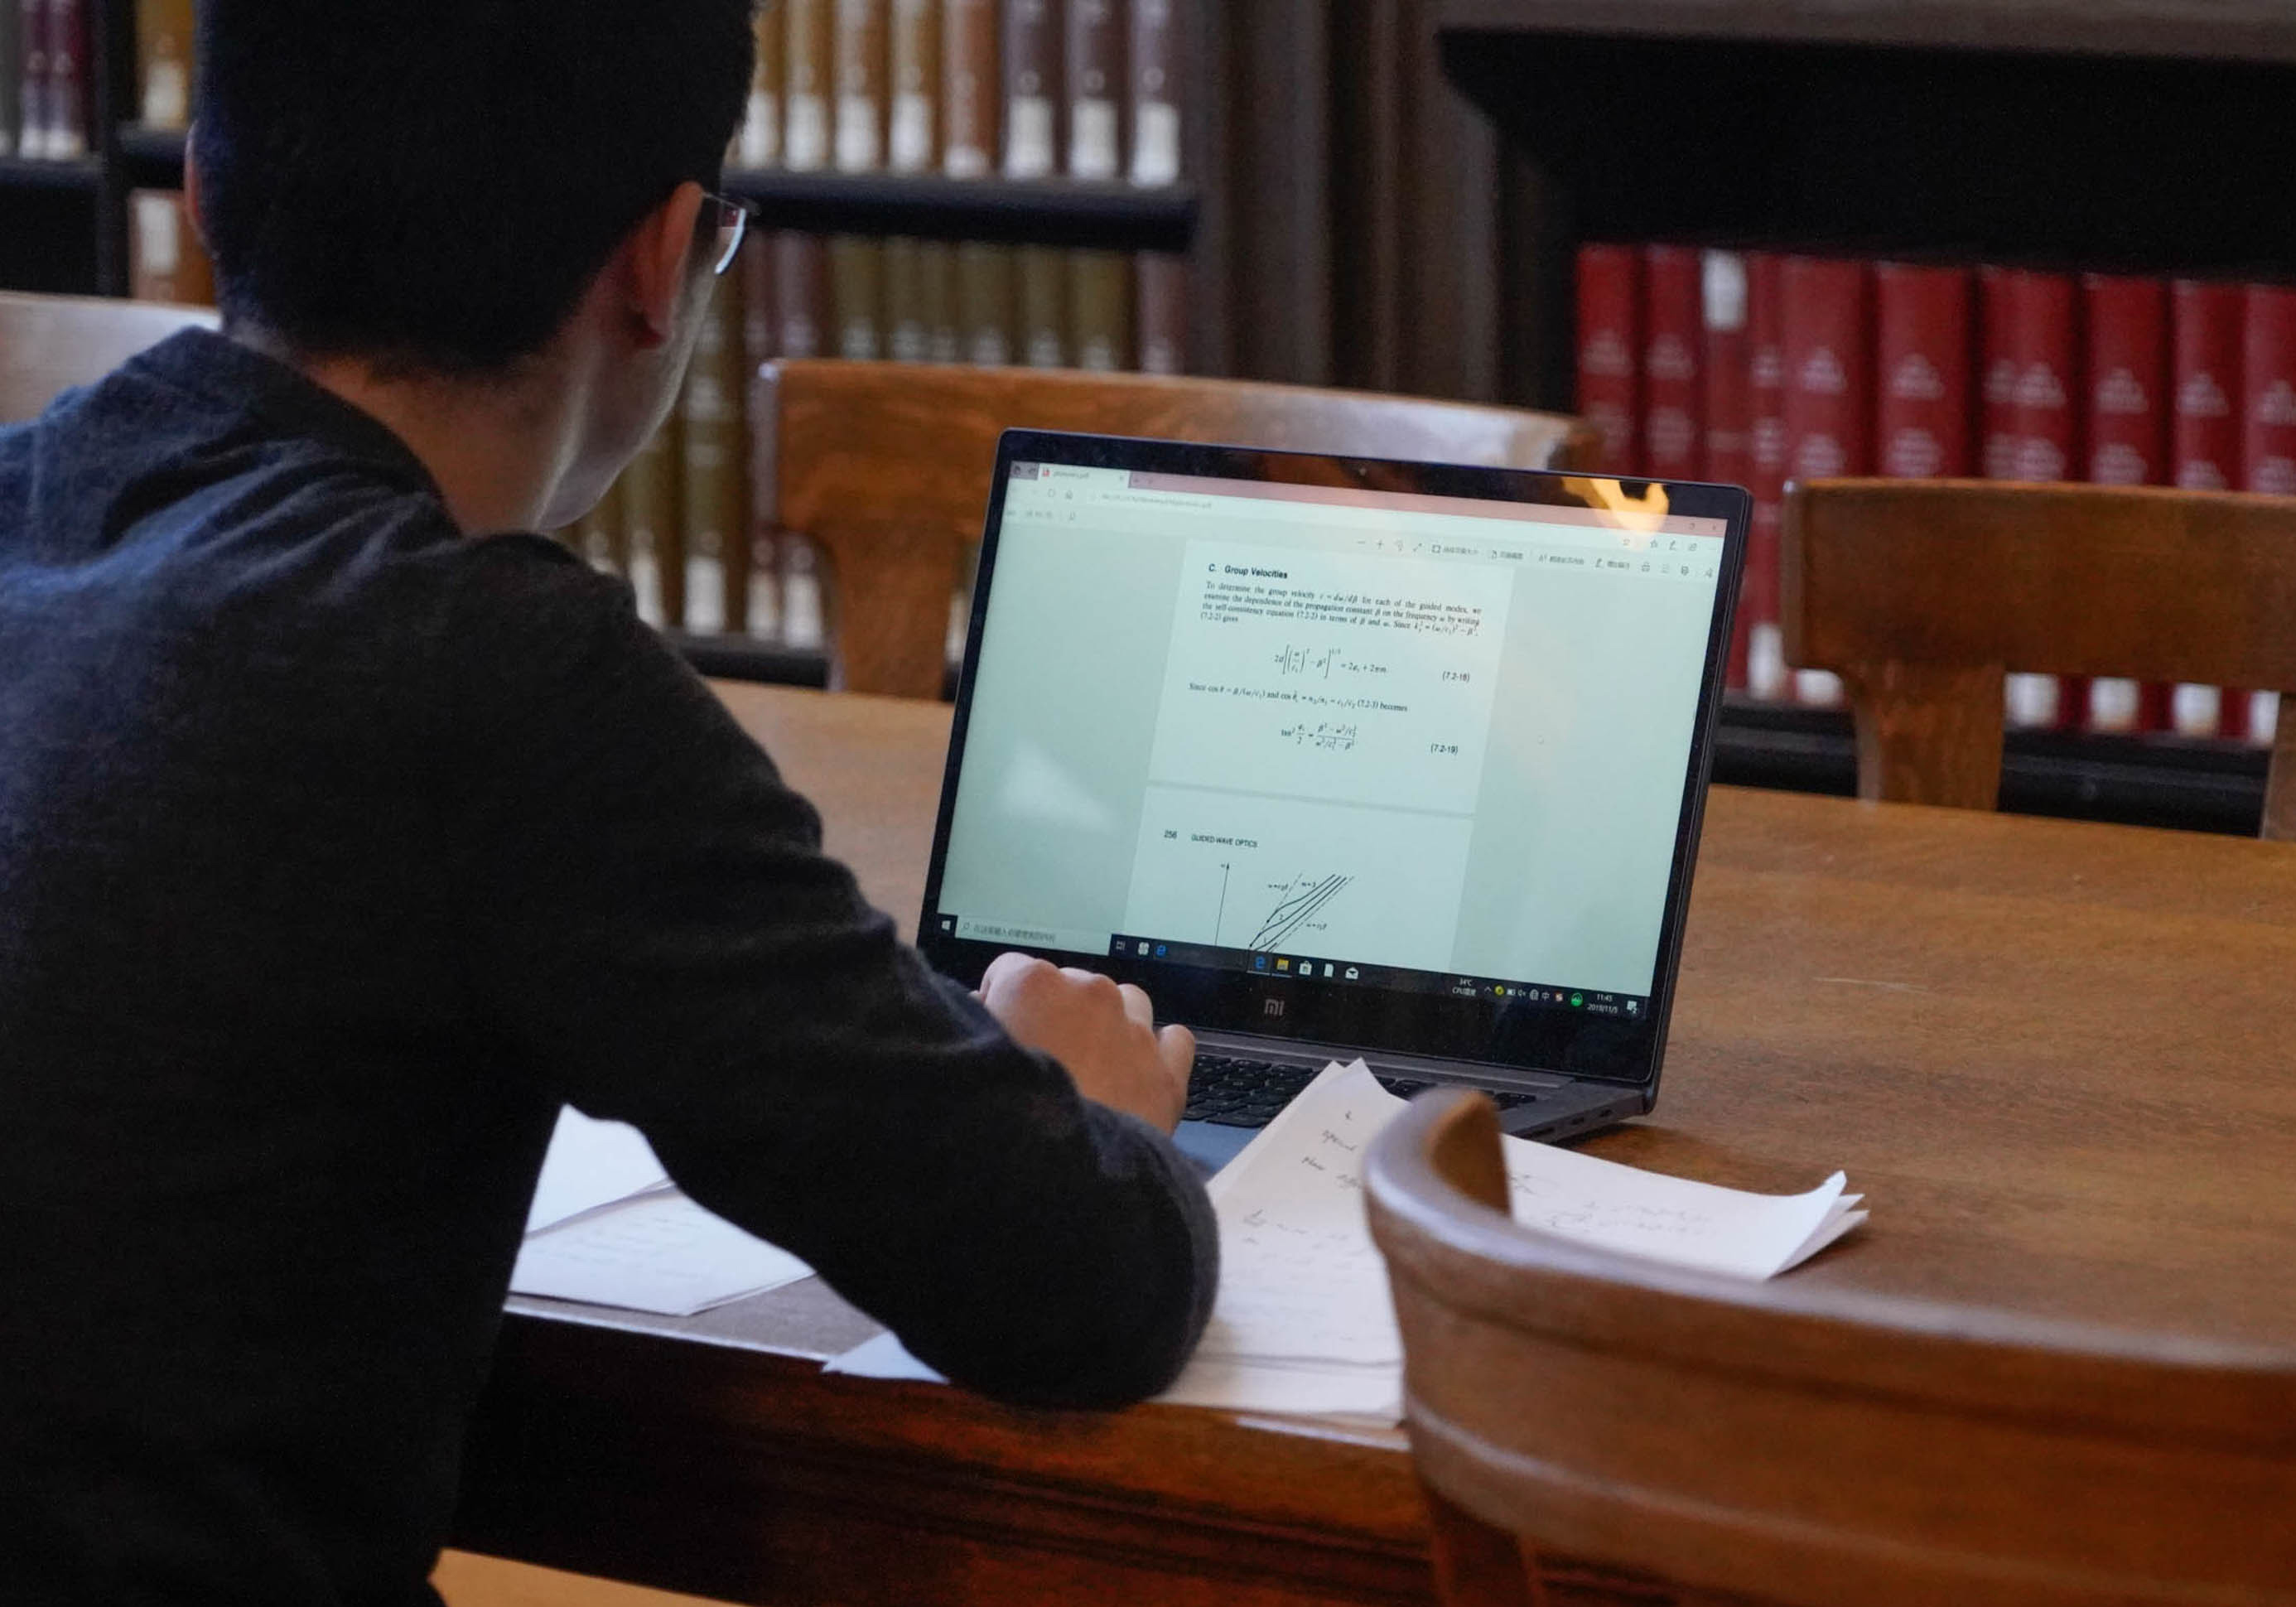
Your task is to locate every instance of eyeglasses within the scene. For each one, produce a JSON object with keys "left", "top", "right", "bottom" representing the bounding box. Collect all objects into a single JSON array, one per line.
[{"left": 699, "top": 189, "right": 755, "bottom": 276}]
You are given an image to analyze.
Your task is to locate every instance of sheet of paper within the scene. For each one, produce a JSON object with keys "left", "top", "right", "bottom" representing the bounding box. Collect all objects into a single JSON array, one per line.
[
  {"left": 1191, "top": 1065, "right": 1411, "bottom": 1367},
  {"left": 825, "top": 1329, "right": 948, "bottom": 1383},
  {"left": 827, "top": 1061, "right": 1862, "bottom": 1421},
  {"left": 1155, "top": 1354, "right": 1402, "bottom": 1421},
  {"left": 1496, "top": 1103, "right": 1863, "bottom": 1279},
  {"left": 524, "top": 1107, "right": 672, "bottom": 1233},
  {"left": 510, "top": 1191, "right": 813, "bottom": 1317}
]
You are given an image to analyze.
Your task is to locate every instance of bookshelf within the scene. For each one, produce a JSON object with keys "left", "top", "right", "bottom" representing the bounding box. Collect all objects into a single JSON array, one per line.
[
  {"left": 1, "top": 0, "right": 1218, "bottom": 338},
  {"left": 1435, "top": 0, "right": 2296, "bottom": 407},
  {"left": 1425, "top": 0, "right": 2296, "bottom": 831}
]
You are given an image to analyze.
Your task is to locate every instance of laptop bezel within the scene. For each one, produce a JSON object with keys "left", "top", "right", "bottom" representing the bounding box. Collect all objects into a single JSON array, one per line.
[{"left": 914, "top": 428, "right": 1749, "bottom": 1106}]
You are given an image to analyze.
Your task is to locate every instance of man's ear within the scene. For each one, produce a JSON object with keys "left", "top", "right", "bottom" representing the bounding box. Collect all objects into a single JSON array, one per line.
[{"left": 619, "top": 182, "right": 707, "bottom": 350}]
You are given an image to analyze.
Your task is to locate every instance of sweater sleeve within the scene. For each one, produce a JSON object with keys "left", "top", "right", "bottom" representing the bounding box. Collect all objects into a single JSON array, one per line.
[{"left": 436, "top": 539, "right": 1216, "bottom": 1406}]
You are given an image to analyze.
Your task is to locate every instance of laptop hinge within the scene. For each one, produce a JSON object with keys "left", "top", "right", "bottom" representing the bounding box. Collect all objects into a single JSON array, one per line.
[{"left": 1190, "top": 1028, "right": 1579, "bottom": 1095}]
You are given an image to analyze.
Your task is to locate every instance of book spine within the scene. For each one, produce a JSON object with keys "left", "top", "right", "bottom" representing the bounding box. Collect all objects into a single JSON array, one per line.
[
  {"left": 679, "top": 283, "right": 751, "bottom": 635},
  {"left": 958, "top": 241, "right": 1017, "bottom": 365},
  {"left": 780, "top": 533, "right": 827, "bottom": 650},
  {"left": 1001, "top": 0, "right": 1059, "bottom": 180},
  {"left": 742, "top": 230, "right": 780, "bottom": 367},
  {"left": 2240, "top": 282, "right": 2296, "bottom": 743},
  {"left": 1979, "top": 267, "right": 2081, "bottom": 730},
  {"left": 2082, "top": 273, "right": 2172, "bottom": 732},
  {"left": 1875, "top": 262, "right": 1973, "bottom": 480},
  {"left": 774, "top": 232, "right": 832, "bottom": 359},
  {"left": 46, "top": 0, "right": 83, "bottom": 159},
  {"left": 740, "top": 2, "right": 784, "bottom": 166},
  {"left": 784, "top": 0, "right": 832, "bottom": 171},
  {"left": 1780, "top": 254, "right": 1873, "bottom": 708},
  {"left": 17, "top": 0, "right": 44, "bottom": 162},
  {"left": 941, "top": 0, "right": 997, "bottom": 178},
  {"left": 833, "top": 0, "right": 888, "bottom": 172},
  {"left": 828, "top": 234, "right": 886, "bottom": 360},
  {"left": 2241, "top": 283, "right": 2296, "bottom": 494},
  {"left": 1067, "top": 249, "right": 1131, "bottom": 370},
  {"left": 600, "top": 475, "right": 631, "bottom": 579},
  {"left": 1574, "top": 242, "right": 1642, "bottom": 475},
  {"left": 1129, "top": 0, "right": 1179, "bottom": 186},
  {"left": 884, "top": 234, "right": 929, "bottom": 360},
  {"left": 1700, "top": 251, "right": 1751, "bottom": 688},
  {"left": 1874, "top": 259, "right": 1980, "bottom": 711},
  {"left": 574, "top": 480, "right": 624, "bottom": 577},
  {"left": 620, "top": 421, "right": 685, "bottom": 629},
  {"left": 128, "top": 188, "right": 212, "bottom": 304},
  {"left": 1064, "top": 0, "right": 1120, "bottom": 181},
  {"left": 1018, "top": 244, "right": 1068, "bottom": 367},
  {"left": 0, "top": 0, "right": 17, "bottom": 159},
  {"left": 740, "top": 236, "right": 782, "bottom": 640},
  {"left": 1744, "top": 251, "right": 1789, "bottom": 701},
  {"left": 917, "top": 239, "right": 961, "bottom": 362},
  {"left": 887, "top": 0, "right": 938, "bottom": 173},
  {"left": 135, "top": 0, "right": 194, "bottom": 128},
  {"left": 1136, "top": 250, "right": 1188, "bottom": 374},
  {"left": 1640, "top": 244, "right": 1702, "bottom": 482},
  {"left": 2173, "top": 278, "right": 2245, "bottom": 738}
]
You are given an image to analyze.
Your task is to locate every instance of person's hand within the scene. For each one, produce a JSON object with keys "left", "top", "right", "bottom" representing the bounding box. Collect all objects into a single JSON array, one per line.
[{"left": 977, "top": 953, "right": 1194, "bottom": 1132}]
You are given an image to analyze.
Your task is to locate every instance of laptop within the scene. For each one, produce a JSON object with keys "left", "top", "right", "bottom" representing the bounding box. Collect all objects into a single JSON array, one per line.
[{"left": 916, "top": 430, "right": 1749, "bottom": 1174}]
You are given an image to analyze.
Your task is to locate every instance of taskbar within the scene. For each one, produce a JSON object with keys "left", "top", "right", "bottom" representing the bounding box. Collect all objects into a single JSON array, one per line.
[{"left": 1102, "top": 931, "right": 1648, "bottom": 1021}]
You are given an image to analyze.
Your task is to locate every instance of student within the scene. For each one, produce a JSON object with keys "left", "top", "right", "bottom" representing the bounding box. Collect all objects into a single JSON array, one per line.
[{"left": 0, "top": 2, "right": 1213, "bottom": 1600}]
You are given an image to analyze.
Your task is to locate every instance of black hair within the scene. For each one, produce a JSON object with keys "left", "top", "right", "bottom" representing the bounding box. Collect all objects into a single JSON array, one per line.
[{"left": 192, "top": 1, "right": 755, "bottom": 376}]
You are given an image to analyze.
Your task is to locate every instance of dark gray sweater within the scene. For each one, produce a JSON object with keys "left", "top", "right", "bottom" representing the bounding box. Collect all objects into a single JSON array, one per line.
[{"left": 0, "top": 330, "right": 1216, "bottom": 1605}]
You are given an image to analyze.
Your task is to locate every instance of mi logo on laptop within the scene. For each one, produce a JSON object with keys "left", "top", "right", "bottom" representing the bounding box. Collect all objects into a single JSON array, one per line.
[{"left": 1262, "top": 998, "right": 1285, "bottom": 1018}]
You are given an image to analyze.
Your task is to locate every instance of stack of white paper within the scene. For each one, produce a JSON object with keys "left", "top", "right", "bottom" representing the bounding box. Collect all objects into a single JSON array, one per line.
[
  {"left": 830, "top": 1062, "right": 1864, "bottom": 1422},
  {"left": 1153, "top": 1062, "right": 1862, "bottom": 1420},
  {"left": 509, "top": 1108, "right": 815, "bottom": 1318}
]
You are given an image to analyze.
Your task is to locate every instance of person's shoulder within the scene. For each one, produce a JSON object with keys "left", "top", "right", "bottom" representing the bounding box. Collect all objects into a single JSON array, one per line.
[
  {"left": 414, "top": 528, "right": 651, "bottom": 665},
  {"left": 413, "top": 528, "right": 719, "bottom": 736}
]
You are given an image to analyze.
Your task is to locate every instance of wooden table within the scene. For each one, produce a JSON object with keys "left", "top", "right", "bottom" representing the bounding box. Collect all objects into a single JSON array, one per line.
[{"left": 450, "top": 683, "right": 2296, "bottom": 1606}]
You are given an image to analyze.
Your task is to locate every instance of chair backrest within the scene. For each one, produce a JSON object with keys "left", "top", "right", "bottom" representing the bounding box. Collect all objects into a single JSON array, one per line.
[
  {"left": 1782, "top": 477, "right": 2296, "bottom": 837},
  {"left": 0, "top": 290, "right": 219, "bottom": 425},
  {"left": 756, "top": 360, "right": 1600, "bottom": 697},
  {"left": 1363, "top": 1087, "right": 2296, "bottom": 1607}
]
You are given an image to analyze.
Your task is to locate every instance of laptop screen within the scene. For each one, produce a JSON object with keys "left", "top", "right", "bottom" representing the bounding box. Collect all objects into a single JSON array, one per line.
[{"left": 919, "top": 432, "right": 1747, "bottom": 1088}]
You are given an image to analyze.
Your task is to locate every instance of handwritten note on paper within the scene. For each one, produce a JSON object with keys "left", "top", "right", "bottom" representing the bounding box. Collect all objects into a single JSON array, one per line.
[
  {"left": 1191, "top": 1069, "right": 1410, "bottom": 1367},
  {"left": 835, "top": 1061, "right": 1862, "bottom": 1422},
  {"left": 510, "top": 1191, "right": 814, "bottom": 1317},
  {"left": 1159, "top": 1062, "right": 1865, "bottom": 1413}
]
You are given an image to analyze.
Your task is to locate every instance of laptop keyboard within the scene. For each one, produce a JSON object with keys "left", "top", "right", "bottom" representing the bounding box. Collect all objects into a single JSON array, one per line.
[{"left": 1184, "top": 1054, "right": 1546, "bottom": 1128}]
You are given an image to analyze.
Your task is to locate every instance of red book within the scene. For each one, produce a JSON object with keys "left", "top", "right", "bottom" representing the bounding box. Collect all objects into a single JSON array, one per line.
[
  {"left": 1875, "top": 263, "right": 1972, "bottom": 480},
  {"left": 1641, "top": 244, "right": 1702, "bottom": 481},
  {"left": 1575, "top": 243, "right": 1642, "bottom": 475},
  {"left": 2083, "top": 273, "right": 2172, "bottom": 732},
  {"left": 1980, "top": 268, "right": 2081, "bottom": 728},
  {"left": 1782, "top": 256, "right": 1874, "bottom": 480},
  {"left": 2240, "top": 283, "right": 2296, "bottom": 745},
  {"left": 1700, "top": 250, "right": 1752, "bottom": 687},
  {"left": 2086, "top": 276, "right": 2170, "bottom": 487},
  {"left": 2174, "top": 279, "right": 2243, "bottom": 492},
  {"left": 2173, "top": 279, "right": 2245, "bottom": 739},
  {"left": 1744, "top": 252, "right": 1788, "bottom": 700},
  {"left": 1780, "top": 256, "right": 1871, "bottom": 708},
  {"left": 2243, "top": 284, "right": 2296, "bottom": 496}
]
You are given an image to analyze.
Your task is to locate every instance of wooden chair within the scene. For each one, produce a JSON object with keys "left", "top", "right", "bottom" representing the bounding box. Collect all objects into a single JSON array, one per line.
[
  {"left": 1363, "top": 1086, "right": 2296, "bottom": 1607},
  {"left": 1782, "top": 477, "right": 2296, "bottom": 837},
  {"left": 0, "top": 289, "right": 219, "bottom": 424},
  {"left": 755, "top": 360, "right": 1599, "bottom": 697}
]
